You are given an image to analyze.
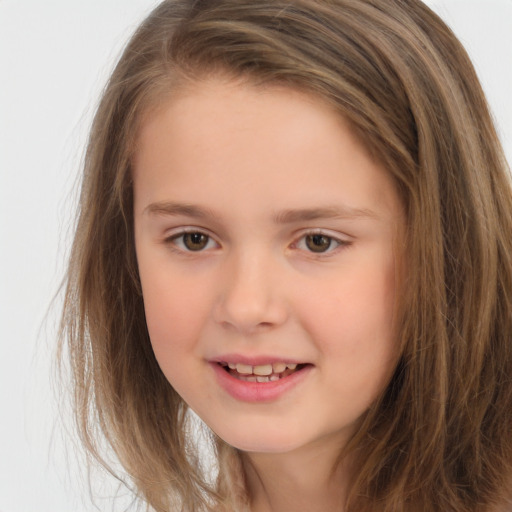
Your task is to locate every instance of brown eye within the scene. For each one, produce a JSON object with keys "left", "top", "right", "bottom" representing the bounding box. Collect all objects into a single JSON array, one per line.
[
  {"left": 305, "top": 234, "right": 333, "bottom": 253},
  {"left": 182, "top": 232, "right": 210, "bottom": 251}
]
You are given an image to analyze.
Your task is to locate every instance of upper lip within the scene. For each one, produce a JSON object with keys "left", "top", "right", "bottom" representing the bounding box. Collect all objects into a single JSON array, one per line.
[{"left": 209, "top": 354, "right": 308, "bottom": 366}]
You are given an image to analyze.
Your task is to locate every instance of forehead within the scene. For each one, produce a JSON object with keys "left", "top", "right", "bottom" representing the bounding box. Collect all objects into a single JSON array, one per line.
[{"left": 132, "top": 77, "right": 401, "bottom": 223}]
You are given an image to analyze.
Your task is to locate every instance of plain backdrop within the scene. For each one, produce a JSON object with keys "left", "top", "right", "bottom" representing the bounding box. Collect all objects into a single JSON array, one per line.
[{"left": 1, "top": 1, "right": 511, "bottom": 511}]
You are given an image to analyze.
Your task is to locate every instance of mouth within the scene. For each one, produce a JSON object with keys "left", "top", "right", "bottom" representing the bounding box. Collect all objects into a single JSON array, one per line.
[{"left": 217, "top": 361, "right": 309, "bottom": 383}]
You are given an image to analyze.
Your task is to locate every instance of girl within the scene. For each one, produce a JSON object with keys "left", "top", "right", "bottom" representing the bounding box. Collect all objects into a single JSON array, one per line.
[{"left": 60, "top": 0, "right": 512, "bottom": 511}]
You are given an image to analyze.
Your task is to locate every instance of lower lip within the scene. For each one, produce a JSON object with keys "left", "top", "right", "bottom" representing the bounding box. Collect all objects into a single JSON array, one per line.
[{"left": 210, "top": 363, "right": 312, "bottom": 403}]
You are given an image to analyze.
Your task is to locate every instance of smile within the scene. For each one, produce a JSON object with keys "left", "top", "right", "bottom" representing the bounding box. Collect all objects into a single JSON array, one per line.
[
  {"left": 218, "top": 362, "right": 304, "bottom": 383},
  {"left": 212, "top": 360, "right": 312, "bottom": 402}
]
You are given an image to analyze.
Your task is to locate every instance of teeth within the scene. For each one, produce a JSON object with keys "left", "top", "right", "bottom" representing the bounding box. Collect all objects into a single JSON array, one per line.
[
  {"left": 225, "top": 361, "right": 302, "bottom": 378},
  {"left": 253, "top": 364, "right": 273, "bottom": 376},
  {"left": 272, "top": 362, "right": 287, "bottom": 373},
  {"left": 256, "top": 376, "right": 270, "bottom": 383},
  {"left": 235, "top": 363, "right": 253, "bottom": 374}
]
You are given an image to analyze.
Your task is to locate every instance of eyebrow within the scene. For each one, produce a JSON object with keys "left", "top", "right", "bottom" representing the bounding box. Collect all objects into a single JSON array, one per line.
[
  {"left": 144, "top": 201, "right": 378, "bottom": 223},
  {"left": 144, "top": 201, "right": 219, "bottom": 220},
  {"left": 272, "top": 206, "right": 378, "bottom": 223}
]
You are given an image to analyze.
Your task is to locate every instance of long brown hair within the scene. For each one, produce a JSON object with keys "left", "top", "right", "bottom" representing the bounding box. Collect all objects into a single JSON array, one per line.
[{"left": 60, "top": 1, "right": 512, "bottom": 510}]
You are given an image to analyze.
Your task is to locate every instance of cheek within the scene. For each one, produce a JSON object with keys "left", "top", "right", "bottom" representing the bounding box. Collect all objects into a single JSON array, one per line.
[
  {"left": 306, "top": 258, "right": 398, "bottom": 416},
  {"left": 138, "top": 261, "right": 212, "bottom": 367},
  {"left": 301, "top": 250, "right": 397, "bottom": 363}
]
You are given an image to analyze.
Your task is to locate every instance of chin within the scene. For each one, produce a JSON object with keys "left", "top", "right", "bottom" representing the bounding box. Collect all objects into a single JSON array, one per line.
[{"left": 214, "top": 425, "right": 306, "bottom": 454}]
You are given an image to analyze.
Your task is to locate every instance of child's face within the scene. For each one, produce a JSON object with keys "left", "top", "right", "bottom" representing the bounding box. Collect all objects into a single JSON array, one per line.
[{"left": 133, "top": 78, "right": 404, "bottom": 454}]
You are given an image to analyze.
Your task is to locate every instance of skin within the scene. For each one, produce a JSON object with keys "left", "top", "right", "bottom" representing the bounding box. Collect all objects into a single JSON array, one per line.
[{"left": 133, "top": 77, "right": 404, "bottom": 511}]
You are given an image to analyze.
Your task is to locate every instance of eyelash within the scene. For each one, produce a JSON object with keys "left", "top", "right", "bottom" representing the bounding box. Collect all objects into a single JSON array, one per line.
[
  {"left": 164, "top": 229, "right": 351, "bottom": 256},
  {"left": 165, "top": 229, "right": 219, "bottom": 253},
  {"left": 292, "top": 231, "right": 351, "bottom": 255}
]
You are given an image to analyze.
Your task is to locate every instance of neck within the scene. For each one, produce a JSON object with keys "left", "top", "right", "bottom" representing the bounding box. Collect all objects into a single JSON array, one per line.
[{"left": 241, "top": 436, "right": 351, "bottom": 512}]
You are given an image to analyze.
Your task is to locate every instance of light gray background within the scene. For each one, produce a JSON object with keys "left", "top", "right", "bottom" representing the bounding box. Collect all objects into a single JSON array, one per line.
[{"left": 1, "top": 1, "right": 511, "bottom": 511}]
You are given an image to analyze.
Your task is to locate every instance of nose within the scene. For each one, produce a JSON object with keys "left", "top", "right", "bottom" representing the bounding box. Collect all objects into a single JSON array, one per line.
[{"left": 213, "top": 249, "right": 289, "bottom": 334}]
